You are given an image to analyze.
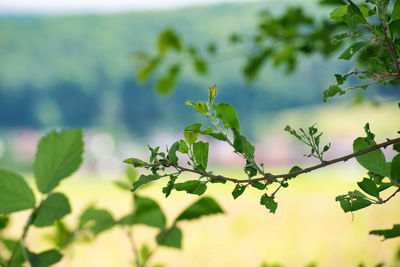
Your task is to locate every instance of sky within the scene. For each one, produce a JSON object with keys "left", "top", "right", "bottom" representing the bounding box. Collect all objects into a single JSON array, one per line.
[{"left": 0, "top": 0, "right": 254, "bottom": 15}]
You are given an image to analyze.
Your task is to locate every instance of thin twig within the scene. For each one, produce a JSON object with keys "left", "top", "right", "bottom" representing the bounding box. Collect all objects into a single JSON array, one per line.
[
  {"left": 382, "top": 25, "right": 400, "bottom": 79},
  {"left": 382, "top": 187, "right": 400, "bottom": 203},
  {"left": 165, "top": 135, "right": 400, "bottom": 184}
]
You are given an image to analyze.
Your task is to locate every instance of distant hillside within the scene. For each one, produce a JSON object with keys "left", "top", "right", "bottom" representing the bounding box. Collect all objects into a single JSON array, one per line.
[{"left": 0, "top": 1, "right": 390, "bottom": 137}]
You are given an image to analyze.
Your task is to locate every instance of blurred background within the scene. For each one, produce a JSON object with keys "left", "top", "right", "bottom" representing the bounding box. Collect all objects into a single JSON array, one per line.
[{"left": 1, "top": 0, "right": 400, "bottom": 266}]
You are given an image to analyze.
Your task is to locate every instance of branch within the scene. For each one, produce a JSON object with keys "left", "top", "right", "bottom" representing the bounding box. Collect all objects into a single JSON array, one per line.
[
  {"left": 382, "top": 187, "right": 400, "bottom": 203},
  {"left": 166, "top": 135, "right": 400, "bottom": 184},
  {"left": 382, "top": 25, "right": 400, "bottom": 79},
  {"left": 372, "top": 73, "right": 398, "bottom": 80}
]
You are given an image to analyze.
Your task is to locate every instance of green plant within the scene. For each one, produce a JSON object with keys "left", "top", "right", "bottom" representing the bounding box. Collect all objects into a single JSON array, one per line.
[
  {"left": 129, "top": 0, "right": 400, "bottom": 239},
  {"left": 0, "top": 130, "right": 224, "bottom": 267}
]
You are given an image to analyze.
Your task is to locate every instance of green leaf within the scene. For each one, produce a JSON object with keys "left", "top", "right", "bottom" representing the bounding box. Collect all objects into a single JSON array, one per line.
[
  {"left": 168, "top": 142, "right": 179, "bottom": 165},
  {"left": 213, "top": 102, "right": 240, "bottom": 131},
  {"left": 330, "top": 5, "right": 348, "bottom": 22},
  {"left": 391, "top": 154, "right": 400, "bottom": 184},
  {"left": 394, "top": 143, "right": 400, "bottom": 152},
  {"left": 357, "top": 178, "right": 379, "bottom": 198},
  {"left": 27, "top": 249, "right": 62, "bottom": 267},
  {"left": 209, "top": 132, "right": 227, "bottom": 141},
  {"left": 335, "top": 190, "right": 372, "bottom": 212},
  {"left": 137, "top": 57, "right": 161, "bottom": 83},
  {"left": 132, "top": 174, "right": 162, "bottom": 192},
  {"left": 133, "top": 195, "right": 166, "bottom": 228},
  {"left": 378, "top": 182, "right": 393, "bottom": 192},
  {"left": 79, "top": 207, "right": 115, "bottom": 236},
  {"left": 162, "top": 175, "right": 177, "bottom": 198},
  {"left": 158, "top": 28, "right": 181, "bottom": 53},
  {"left": 34, "top": 129, "right": 84, "bottom": 194},
  {"left": 183, "top": 132, "right": 198, "bottom": 145},
  {"left": 156, "top": 226, "right": 182, "bottom": 249},
  {"left": 343, "top": 1, "right": 367, "bottom": 28},
  {"left": 232, "top": 184, "right": 246, "bottom": 199},
  {"left": 370, "top": 224, "right": 400, "bottom": 240},
  {"left": 2, "top": 240, "right": 25, "bottom": 267},
  {"left": 0, "top": 170, "right": 35, "bottom": 214},
  {"left": 155, "top": 64, "right": 180, "bottom": 95},
  {"left": 393, "top": 0, "right": 400, "bottom": 20},
  {"left": 125, "top": 166, "right": 138, "bottom": 182},
  {"left": 200, "top": 126, "right": 214, "bottom": 135},
  {"left": 175, "top": 197, "right": 224, "bottom": 222},
  {"left": 288, "top": 166, "right": 302, "bottom": 179},
  {"left": 233, "top": 132, "right": 255, "bottom": 159},
  {"left": 260, "top": 194, "right": 278, "bottom": 214},
  {"left": 123, "top": 157, "right": 148, "bottom": 167},
  {"left": 49, "top": 221, "right": 73, "bottom": 249},
  {"left": 339, "top": 41, "right": 368, "bottom": 60},
  {"left": 210, "top": 178, "right": 226, "bottom": 184},
  {"left": 140, "top": 244, "right": 151, "bottom": 263},
  {"left": 193, "top": 141, "right": 209, "bottom": 171},
  {"left": 34, "top": 193, "right": 71, "bottom": 227},
  {"left": 251, "top": 181, "right": 266, "bottom": 190},
  {"left": 0, "top": 215, "right": 9, "bottom": 229},
  {"left": 353, "top": 137, "right": 389, "bottom": 177},
  {"left": 175, "top": 180, "right": 207, "bottom": 195},
  {"left": 178, "top": 140, "right": 188, "bottom": 153},
  {"left": 184, "top": 123, "right": 202, "bottom": 132},
  {"left": 323, "top": 85, "right": 345, "bottom": 102}
]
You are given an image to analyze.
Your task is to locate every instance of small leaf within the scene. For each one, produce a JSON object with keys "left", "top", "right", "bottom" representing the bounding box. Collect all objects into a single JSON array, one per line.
[
  {"left": 34, "top": 129, "right": 84, "bottom": 194},
  {"left": 140, "top": 244, "right": 151, "bottom": 263},
  {"left": 391, "top": 154, "right": 400, "bottom": 184},
  {"left": 184, "top": 123, "right": 202, "bottom": 132},
  {"left": 208, "top": 84, "right": 217, "bottom": 104},
  {"left": 0, "top": 170, "right": 36, "bottom": 214},
  {"left": 194, "top": 101, "right": 208, "bottom": 115},
  {"left": 213, "top": 102, "right": 240, "bottom": 131},
  {"left": 183, "top": 132, "right": 198, "bottom": 145},
  {"left": 175, "top": 197, "right": 224, "bottom": 222},
  {"left": 233, "top": 132, "right": 255, "bottom": 159},
  {"left": 162, "top": 175, "right": 177, "bottom": 198},
  {"left": 357, "top": 178, "right": 379, "bottom": 198},
  {"left": 288, "top": 166, "right": 302, "bottom": 179},
  {"left": 339, "top": 41, "right": 368, "bottom": 60},
  {"left": 193, "top": 141, "right": 209, "bottom": 171},
  {"left": 330, "top": 5, "right": 348, "bottom": 22},
  {"left": 168, "top": 142, "right": 179, "bottom": 165},
  {"left": 353, "top": 137, "right": 389, "bottom": 177},
  {"left": 132, "top": 174, "right": 162, "bottom": 192},
  {"left": 200, "top": 127, "right": 214, "bottom": 135},
  {"left": 251, "top": 181, "right": 266, "bottom": 190},
  {"left": 370, "top": 224, "right": 400, "bottom": 240},
  {"left": 79, "top": 207, "right": 115, "bottom": 236},
  {"left": 335, "top": 190, "right": 372, "bottom": 212},
  {"left": 0, "top": 215, "right": 9, "bottom": 230},
  {"left": 34, "top": 193, "right": 71, "bottom": 227},
  {"left": 178, "top": 140, "right": 188, "bottom": 153},
  {"left": 132, "top": 195, "right": 166, "bottom": 228},
  {"left": 260, "top": 194, "right": 278, "bottom": 214},
  {"left": 232, "top": 184, "right": 246, "bottom": 199},
  {"left": 175, "top": 180, "right": 207, "bottom": 195},
  {"left": 210, "top": 178, "right": 226, "bottom": 184},
  {"left": 158, "top": 28, "right": 181, "bottom": 53},
  {"left": 323, "top": 85, "right": 345, "bottom": 102},
  {"left": 123, "top": 157, "right": 148, "bottom": 167},
  {"left": 156, "top": 226, "right": 182, "bottom": 249},
  {"left": 27, "top": 249, "right": 63, "bottom": 267}
]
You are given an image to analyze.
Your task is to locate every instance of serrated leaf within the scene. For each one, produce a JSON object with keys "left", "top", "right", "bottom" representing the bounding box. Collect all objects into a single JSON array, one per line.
[
  {"left": 193, "top": 141, "right": 209, "bottom": 171},
  {"left": 232, "top": 184, "right": 246, "bottom": 199},
  {"left": 132, "top": 174, "right": 162, "bottom": 192},
  {"left": 175, "top": 180, "right": 207, "bottom": 195},
  {"left": 162, "top": 175, "right": 177, "bottom": 197},
  {"left": 34, "top": 129, "right": 84, "bottom": 194},
  {"left": 370, "top": 224, "right": 400, "bottom": 240},
  {"left": 133, "top": 195, "right": 166, "bottom": 228},
  {"left": 339, "top": 41, "right": 368, "bottom": 60},
  {"left": 79, "top": 207, "right": 115, "bottom": 236},
  {"left": 183, "top": 132, "right": 198, "bottom": 145},
  {"left": 194, "top": 101, "right": 208, "bottom": 115},
  {"left": 27, "top": 249, "right": 62, "bottom": 267},
  {"left": 336, "top": 190, "right": 372, "bottom": 212},
  {"left": 353, "top": 137, "right": 389, "bottom": 177},
  {"left": 391, "top": 154, "right": 400, "bottom": 184},
  {"left": 323, "top": 85, "right": 345, "bottom": 102},
  {"left": 34, "top": 193, "right": 71, "bottom": 227},
  {"left": 0, "top": 170, "right": 35, "bottom": 214},
  {"left": 357, "top": 178, "right": 379, "bottom": 198},
  {"left": 175, "top": 197, "right": 224, "bottom": 222},
  {"left": 156, "top": 226, "right": 182, "bottom": 249},
  {"left": 184, "top": 123, "right": 202, "bottom": 132},
  {"left": 260, "top": 194, "right": 278, "bottom": 214},
  {"left": 213, "top": 102, "right": 240, "bottom": 131}
]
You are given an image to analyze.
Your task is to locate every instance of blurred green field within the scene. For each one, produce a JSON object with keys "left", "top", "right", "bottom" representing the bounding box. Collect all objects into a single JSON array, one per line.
[{"left": 3, "top": 166, "right": 400, "bottom": 267}]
